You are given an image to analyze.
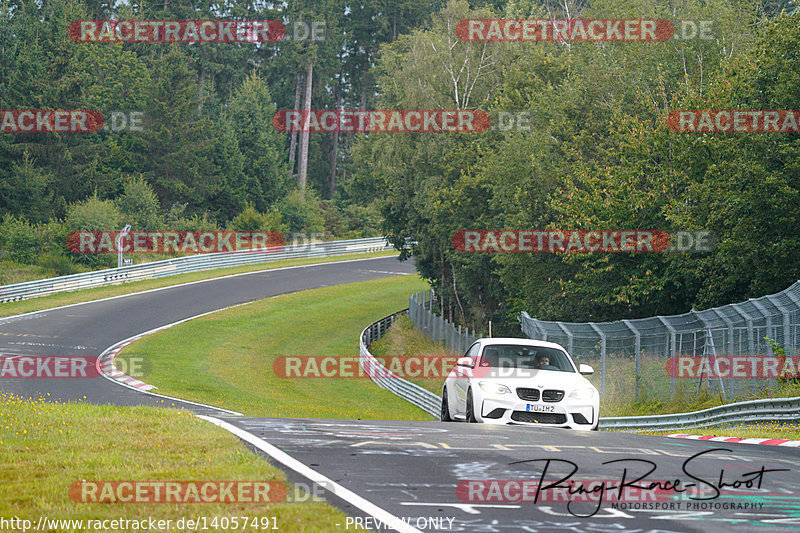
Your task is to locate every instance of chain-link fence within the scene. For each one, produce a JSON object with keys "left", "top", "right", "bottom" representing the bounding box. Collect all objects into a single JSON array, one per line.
[
  {"left": 519, "top": 281, "right": 800, "bottom": 401},
  {"left": 409, "top": 291, "right": 478, "bottom": 355}
]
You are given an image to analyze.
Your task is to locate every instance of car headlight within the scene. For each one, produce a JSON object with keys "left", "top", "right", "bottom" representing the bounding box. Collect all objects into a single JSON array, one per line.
[
  {"left": 478, "top": 381, "right": 511, "bottom": 395},
  {"left": 569, "top": 387, "right": 595, "bottom": 401}
]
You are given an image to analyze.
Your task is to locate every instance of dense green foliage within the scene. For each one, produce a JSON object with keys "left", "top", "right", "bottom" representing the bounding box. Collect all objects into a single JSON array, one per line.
[
  {"left": 351, "top": 0, "right": 800, "bottom": 332},
  {"left": 1, "top": 0, "right": 428, "bottom": 279}
]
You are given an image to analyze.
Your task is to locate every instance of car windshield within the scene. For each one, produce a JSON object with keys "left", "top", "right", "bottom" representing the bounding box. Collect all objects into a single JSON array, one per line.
[{"left": 478, "top": 345, "right": 575, "bottom": 372}]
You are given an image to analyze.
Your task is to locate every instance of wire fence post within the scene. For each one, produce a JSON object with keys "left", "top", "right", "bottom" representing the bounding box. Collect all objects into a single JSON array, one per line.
[
  {"left": 622, "top": 320, "right": 641, "bottom": 401},
  {"left": 589, "top": 323, "right": 606, "bottom": 397}
]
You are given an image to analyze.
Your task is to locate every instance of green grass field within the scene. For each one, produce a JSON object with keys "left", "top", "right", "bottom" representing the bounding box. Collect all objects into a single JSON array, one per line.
[
  {"left": 0, "top": 391, "right": 360, "bottom": 532},
  {"left": 1, "top": 253, "right": 426, "bottom": 531},
  {"left": 0, "top": 250, "right": 394, "bottom": 319},
  {"left": 120, "top": 275, "right": 434, "bottom": 420}
]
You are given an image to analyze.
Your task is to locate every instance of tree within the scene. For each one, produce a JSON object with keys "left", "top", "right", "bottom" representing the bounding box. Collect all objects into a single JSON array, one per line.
[
  {"left": 115, "top": 176, "right": 162, "bottom": 231},
  {"left": 228, "top": 72, "right": 290, "bottom": 210}
]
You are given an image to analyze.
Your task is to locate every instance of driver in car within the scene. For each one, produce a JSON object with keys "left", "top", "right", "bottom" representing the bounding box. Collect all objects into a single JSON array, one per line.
[{"left": 534, "top": 354, "right": 550, "bottom": 368}]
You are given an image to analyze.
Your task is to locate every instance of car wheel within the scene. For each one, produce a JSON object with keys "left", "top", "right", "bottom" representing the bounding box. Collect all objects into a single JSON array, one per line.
[
  {"left": 440, "top": 388, "right": 452, "bottom": 422},
  {"left": 466, "top": 388, "right": 478, "bottom": 423}
]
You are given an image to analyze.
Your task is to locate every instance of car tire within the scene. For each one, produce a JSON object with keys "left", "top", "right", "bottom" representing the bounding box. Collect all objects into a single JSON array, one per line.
[
  {"left": 466, "top": 389, "right": 478, "bottom": 423},
  {"left": 440, "top": 388, "right": 452, "bottom": 422}
]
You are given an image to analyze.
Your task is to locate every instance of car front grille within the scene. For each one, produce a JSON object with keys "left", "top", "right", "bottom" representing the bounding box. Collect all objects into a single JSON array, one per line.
[
  {"left": 510, "top": 411, "right": 567, "bottom": 424},
  {"left": 516, "top": 388, "right": 540, "bottom": 401},
  {"left": 542, "top": 389, "right": 564, "bottom": 402}
]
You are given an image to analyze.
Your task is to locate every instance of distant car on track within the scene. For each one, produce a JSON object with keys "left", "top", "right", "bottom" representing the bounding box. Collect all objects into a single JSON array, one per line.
[{"left": 440, "top": 338, "right": 599, "bottom": 430}]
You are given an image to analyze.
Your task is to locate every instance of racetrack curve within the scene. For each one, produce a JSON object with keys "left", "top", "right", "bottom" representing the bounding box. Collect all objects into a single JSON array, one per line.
[
  {"left": 0, "top": 256, "right": 417, "bottom": 415},
  {"left": 2, "top": 255, "right": 799, "bottom": 532}
]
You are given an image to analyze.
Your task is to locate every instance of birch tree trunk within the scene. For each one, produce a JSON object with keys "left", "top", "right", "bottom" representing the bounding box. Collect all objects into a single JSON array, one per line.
[
  {"left": 287, "top": 71, "right": 304, "bottom": 179},
  {"left": 297, "top": 59, "right": 313, "bottom": 190},
  {"left": 328, "top": 92, "right": 341, "bottom": 199}
]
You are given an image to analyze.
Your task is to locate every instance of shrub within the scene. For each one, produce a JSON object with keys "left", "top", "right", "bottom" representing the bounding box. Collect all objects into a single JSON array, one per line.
[
  {"left": 115, "top": 176, "right": 162, "bottom": 231},
  {"left": 275, "top": 189, "right": 325, "bottom": 235},
  {"left": 64, "top": 194, "right": 122, "bottom": 267},
  {"left": 342, "top": 203, "right": 382, "bottom": 238},
  {"left": 0, "top": 215, "right": 42, "bottom": 264},
  {"left": 230, "top": 204, "right": 288, "bottom": 234},
  {"left": 36, "top": 251, "right": 83, "bottom": 276}
]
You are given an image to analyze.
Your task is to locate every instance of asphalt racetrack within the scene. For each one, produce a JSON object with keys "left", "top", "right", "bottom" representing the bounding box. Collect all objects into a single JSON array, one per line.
[{"left": 2, "top": 255, "right": 799, "bottom": 532}]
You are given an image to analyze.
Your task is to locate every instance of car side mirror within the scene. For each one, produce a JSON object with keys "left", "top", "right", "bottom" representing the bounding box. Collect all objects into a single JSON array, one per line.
[
  {"left": 457, "top": 357, "right": 474, "bottom": 368},
  {"left": 578, "top": 364, "right": 594, "bottom": 375}
]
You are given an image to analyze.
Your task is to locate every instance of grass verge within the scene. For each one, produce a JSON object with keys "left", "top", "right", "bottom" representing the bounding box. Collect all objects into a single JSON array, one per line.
[
  {"left": 120, "top": 275, "right": 433, "bottom": 420},
  {"left": 631, "top": 422, "right": 800, "bottom": 441},
  {"left": 0, "top": 250, "right": 395, "bottom": 319},
  {"left": 368, "top": 315, "right": 450, "bottom": 396},
  {"left": 0, "top": 392, "right": 361, "bottom": 532}
]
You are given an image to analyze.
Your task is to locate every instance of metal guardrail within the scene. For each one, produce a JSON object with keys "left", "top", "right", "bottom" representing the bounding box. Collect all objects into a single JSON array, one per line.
[
  {"left": 359, "top": 310, "right": 440, "bottom": 418},
  {"left": 0, "top": 237, "right": 391, "bottom": 304},
  {"left": 361, "top": 308, "right": 800, "bottom": 431},
  {"left": 600, "top": 396, "right": 800, "bottom": 431}
]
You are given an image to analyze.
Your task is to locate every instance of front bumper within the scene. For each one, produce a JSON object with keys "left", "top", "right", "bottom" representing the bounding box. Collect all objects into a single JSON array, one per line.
[{"left": 478, "top": 396, "right": 597, "bottom": 429}]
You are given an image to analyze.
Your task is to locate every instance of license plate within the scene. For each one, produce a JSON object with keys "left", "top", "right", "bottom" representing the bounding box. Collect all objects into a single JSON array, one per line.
[{"left": 526, "top": 404, "right": 554, "bottom": 413}]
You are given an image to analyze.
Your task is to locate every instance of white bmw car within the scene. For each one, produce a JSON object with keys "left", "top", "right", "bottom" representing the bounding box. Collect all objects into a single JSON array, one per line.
[{"left": 441, "top": 338, "right": 599, "bottom": 430}]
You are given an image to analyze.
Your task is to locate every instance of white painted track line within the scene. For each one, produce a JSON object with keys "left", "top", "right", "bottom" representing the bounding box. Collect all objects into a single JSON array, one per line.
[{"left": 198, "top": 415, "right": 422, "bottom": 533}]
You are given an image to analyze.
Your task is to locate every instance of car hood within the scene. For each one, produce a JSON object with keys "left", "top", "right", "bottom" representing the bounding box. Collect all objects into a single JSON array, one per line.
[{"left": 472, "top": 368, "right": 596, "bottom": 391}]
